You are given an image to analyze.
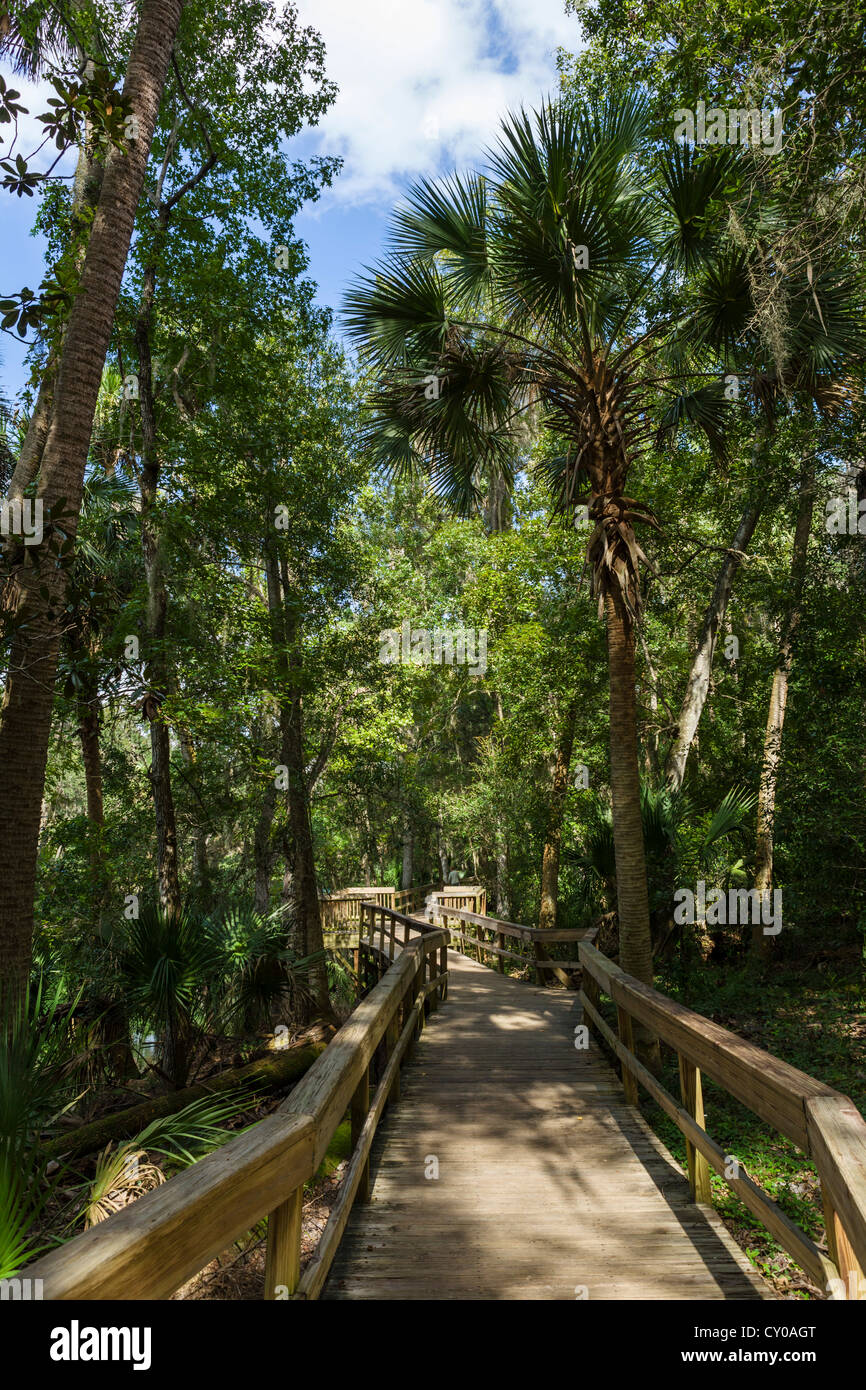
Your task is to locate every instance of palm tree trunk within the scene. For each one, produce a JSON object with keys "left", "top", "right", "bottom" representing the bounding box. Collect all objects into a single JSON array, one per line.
[
  {"left": 0, "top": 0, "right": 185, "bottom": 1001},
  {"left": 538, "top": 696, "right": 577, "bottom": 932},
  {"left": 751, "top": 462, "right": 815, "bottom": 959},
  {"left": 665, "top": 498, "right": 762, "bottom": 791},
  {"left": 605, "top": 590, "right": 654, "bottom": 987},
  {"left": 7, "top": 116, "right": 104, "bottom": 505}
]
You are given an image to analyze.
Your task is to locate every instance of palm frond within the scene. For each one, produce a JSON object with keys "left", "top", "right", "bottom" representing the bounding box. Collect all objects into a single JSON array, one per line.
[
  {"left": 390, "top": 172, "right": 490, "bottom": 304},
  {"left": 656, "top": 144, "right": 738, "bottom": 272},
  {"left": 701, "top": 785, "right": 758, "bottom": 847}
]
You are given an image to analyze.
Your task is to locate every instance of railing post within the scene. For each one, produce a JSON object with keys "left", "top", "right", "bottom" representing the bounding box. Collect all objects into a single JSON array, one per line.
[
  {"left": 497, "top": 931, "right": 505, "bottom": 973},
  {"left": 678, "top": 1054, "right": 713, "bottom": 1204},
  {"left": 385, "top": 1013, "right": 401, "bottom": 1104},
  {"left": 615, "top": 1005, "right": 639, "bottom": 1105},
  {"left": 264, "top": 1184, "right": 303, "bottom": 1299},
  {"left": 427, "top": 944, "right": 438, "bottom": 1013},
  {"left": 351, "top": 1064, "right": 371, "bottom": 1203},
  {"left": 821, "top": 1188, "right": 865, "bottom": 1299},
  {"left": 582, "top": 971, "right": 600, "bottom": 1039},
  {"left": 415, "top": 953, "right": 426, "bottom": 1031},
  {"left": 405, "top": 954, "right": 422, "bottom": 1061},
  {"left": 439, "top": 940, "right": 448, "bottom": 1000}
]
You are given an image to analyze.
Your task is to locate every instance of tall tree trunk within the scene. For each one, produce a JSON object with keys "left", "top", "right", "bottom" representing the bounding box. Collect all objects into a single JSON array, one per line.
[
  {"left": 360, "top": 802, "right": 374, "bottom": 886},
  {"left": 605, "top": 589, "right": 660, "bottom": 1069},
  {"left": 665, "top": 498, "right": 762, "bottom": 790},
  {"left": 76, "top": 684, "right": 106, "bottom": 898},
  {"left": 264, "top": 547, "right": 330, "bottom": 1022},
  {"left": 495, "top": 826, "right": 510, "bottom": 919},
  {"left": 281, "top": 684, "right": 329, "bottom": 1020},
  {"left": 605, "top": 590, "right": 653, "bottom": 984},
  {"left": 401, "top": 817, "right": 414, "bottom": 889},
  {"left": 438, "top": 842, "right": 449, "bottom": 884},
  {"left": 179, "top": 727, "right": 210, "bottom": 898},
  {"left": 7, "top": 117, "right": 104, "bottom": 506},
  {"left": 638, "top": 626, "right": 661, "bottom": 776},
  {"left": 0, "top": 0, "right": 185, "bottom": 1000},
  {"left": 538, "top": 696, "right": 577, "bottom": 932},
  {"left": 751, "top": 462, "right": 815, "bottom": 959},
  {"left": 137, "top": 265, "right": 181, "bottom": 917},
  {"left": 252, "top": 706, "right": 279, "bottom": 913},
  {"left": 253, "top": 773, "right": 278, "bottom": 914}
]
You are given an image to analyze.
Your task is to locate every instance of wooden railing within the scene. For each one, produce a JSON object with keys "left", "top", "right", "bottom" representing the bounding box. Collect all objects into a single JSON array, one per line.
[
  {"left": 23, "top": 907, "right": 448, "bottom": 1301},
  {"left": 432, "top": 884, "right": 487, "bottom": 916},
  {"left": 321, "top": 883, "right": 440, "bottom": 947},
  {"left": 578, "top": 939, "right": 866, "bottom": 1301},
  {"left": 427, "top": 898, "right": 593, "bottom": 986}
]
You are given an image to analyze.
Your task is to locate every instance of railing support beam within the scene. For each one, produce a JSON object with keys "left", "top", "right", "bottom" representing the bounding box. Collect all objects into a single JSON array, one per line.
[
  {"left": 264, "top": 1184, "right": 303, "bottom": 1299},
  {"left": 351, "top": 1065, "right": 371, "bottom": 1203},
  {"left": 678, "top": 1054, "right": 713, "bottom": 1205}
]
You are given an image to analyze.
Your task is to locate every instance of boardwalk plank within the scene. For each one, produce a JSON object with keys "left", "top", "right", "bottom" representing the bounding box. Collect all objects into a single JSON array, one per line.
[{"left": 321, "top": 953, "right": 772, "bottom": 1301}]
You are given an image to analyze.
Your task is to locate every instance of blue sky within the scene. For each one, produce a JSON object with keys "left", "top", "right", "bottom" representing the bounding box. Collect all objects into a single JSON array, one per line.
[{"left": 1, "top": 0, "right": 580, "bottom": 400}]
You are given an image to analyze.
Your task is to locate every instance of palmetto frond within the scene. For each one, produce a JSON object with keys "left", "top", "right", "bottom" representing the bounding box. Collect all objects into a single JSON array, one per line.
[
  {"left": 655, "top": 380, "right": 731, "bottom": 461},
  {"left": 656, "top": 144, "right": 738, "bottom": 272},
  {"left": 343, "top": 257, "right": 449, "bottom": 368},
  {"left": 701, "top": 786, "right": 758, "bottom": 847},
  {"left": 390, "top": 172, "right": 490, "bottom": 305},
  {"left": 487, "top": 98, "right": 656, "bottom": 340}
]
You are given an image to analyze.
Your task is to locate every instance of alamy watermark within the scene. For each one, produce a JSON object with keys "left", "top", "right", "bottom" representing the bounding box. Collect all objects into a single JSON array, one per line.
[
  {"left": 0, "top": 496, "right": 43, "bottom": 545},
  {"left": 379, "top": 620, "right": 487, "bottom": 676},
  {"left": 673, "top": 100, "right": 783, "bottom": 155},
  {"left": 1, "top": 1277, "right": 43, "bottom": 1300},
  {"left": 49, "top": 1322, "right": 151, "bottom": 1371},
  {"left": 674, "top": 881, "right": 782, "bottom": 936},
  {"left": 825, "top": 488, "right": 866, "bottom": 535}
]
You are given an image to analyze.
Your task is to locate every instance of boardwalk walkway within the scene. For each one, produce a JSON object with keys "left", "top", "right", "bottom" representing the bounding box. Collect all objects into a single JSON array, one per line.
[{"left": 323, "top": 952, "right": 770, "bottom": 1300}]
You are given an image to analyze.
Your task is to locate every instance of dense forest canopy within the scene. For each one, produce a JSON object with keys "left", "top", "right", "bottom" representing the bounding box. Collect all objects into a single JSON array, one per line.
[{"left": 0, "top": 0, "right": 864, "bottom": 1308}]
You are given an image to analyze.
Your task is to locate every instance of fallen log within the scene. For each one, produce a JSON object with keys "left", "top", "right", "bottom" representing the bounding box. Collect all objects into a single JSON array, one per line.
[{"left": 43, "top": 1039, "right": 329, "bottom": 1166}]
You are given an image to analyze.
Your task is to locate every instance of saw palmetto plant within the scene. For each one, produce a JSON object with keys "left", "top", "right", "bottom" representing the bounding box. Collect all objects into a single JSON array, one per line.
[
  {"left": 0, "top": 975, "right": 80, "bottom": 1276},
  {"left": 83, "top": 1089, "right": 253, "bottom": 1228},
  {"left": 345, "top": 93, "right": 863, "bottom": 995}
]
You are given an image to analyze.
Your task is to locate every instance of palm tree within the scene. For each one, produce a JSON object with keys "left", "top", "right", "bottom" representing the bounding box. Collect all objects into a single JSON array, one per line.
[
  {"left": 573, "top": 783, "right": 757, "bottom": 960},
  {"left": 344, "top": 97, "right": 718, "bottom": 1001},
  {"left": 344, "top": 94, "right": 863, "bottom": 1018},
  {"left": 0, "top": 1, "right": 107, "bottom": 78},
  {"left": 0, "top": 0, "right": 185, "bottom": 1003}
]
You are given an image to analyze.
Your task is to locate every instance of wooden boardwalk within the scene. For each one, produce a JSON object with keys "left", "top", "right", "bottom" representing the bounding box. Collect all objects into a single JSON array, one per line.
[{"left": 323, "top": 952, "right": 771, "bottom": 1300}]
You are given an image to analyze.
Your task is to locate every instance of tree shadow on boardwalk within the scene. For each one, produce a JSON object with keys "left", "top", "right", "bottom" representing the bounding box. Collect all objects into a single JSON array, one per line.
[{"left": 323, "top": 952, "right": 770, "bottom": 1300}]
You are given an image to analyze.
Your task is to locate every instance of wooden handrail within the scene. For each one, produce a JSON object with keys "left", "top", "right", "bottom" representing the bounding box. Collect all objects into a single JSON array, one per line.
[
  {"left": 321, "top": 885, "right": 442, "bottom": 946},
  {"left": 428, "top": 901, "right": 586, "bottom": 944},
  {"left": 578, "top": 939, "right": 866, "bottom": 1300},
  {"left": 426, "top": 899, "right": 594, "bottom": 984},
  {"left": 23, "top": 914, "right": 448, "bottom": 1302}
]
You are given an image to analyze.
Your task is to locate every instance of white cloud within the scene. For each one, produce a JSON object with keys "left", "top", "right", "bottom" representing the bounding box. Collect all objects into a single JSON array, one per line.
[{"left": 295, "top": 0, "right": 580, "bottom": 206}]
